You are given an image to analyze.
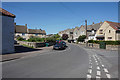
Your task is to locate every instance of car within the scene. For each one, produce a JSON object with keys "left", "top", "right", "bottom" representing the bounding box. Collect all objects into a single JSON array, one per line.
[{"left": 53, "top": 40, "right": 67, "bottom": 50}]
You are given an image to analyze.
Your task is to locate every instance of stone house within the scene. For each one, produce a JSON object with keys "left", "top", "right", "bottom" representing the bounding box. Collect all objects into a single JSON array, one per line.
[
  {"left": 58, "top": 28, "right": 74, "bottom": 40},
  {"left": 15, "top": 23, "right": 46, "bottom": 40},
  {"left": 73, "top": 27, "right": 80, "bottom": 40},
  {"left": 0, "top": 8, "right": 16, "bottom": 54},
  {"left": 78, "top": 22, "right": 103, "bottom": 40},
  {"left": 27, "top": 29, "right": 46, "bottom": 39},
  {"left": 15, "top": 23, "right": 27, "bottom": 39},
  {"left": 96, "top": 21, "right": 120, "bottom": 41}
]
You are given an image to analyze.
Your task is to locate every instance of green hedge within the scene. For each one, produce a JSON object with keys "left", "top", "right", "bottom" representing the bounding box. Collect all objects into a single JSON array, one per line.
[
  {"left": 88, "top": 40, "right": 120, "bottom": 45},
  {"left": 28, "top": 38, "right": 45, "bottom": 42}
]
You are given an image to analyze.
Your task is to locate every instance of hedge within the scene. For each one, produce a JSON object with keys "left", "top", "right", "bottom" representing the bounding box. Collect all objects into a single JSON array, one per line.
[{"left": 88, "top": 40, "right": 120, "bottom": 45}]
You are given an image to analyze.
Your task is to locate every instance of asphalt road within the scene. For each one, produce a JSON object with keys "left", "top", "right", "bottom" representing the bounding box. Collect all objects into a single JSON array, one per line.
[{"left": 2, "top": 44, "right": 118, "bottom": 79}]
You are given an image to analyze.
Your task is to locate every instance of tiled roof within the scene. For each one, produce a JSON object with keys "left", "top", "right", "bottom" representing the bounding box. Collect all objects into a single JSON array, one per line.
[
  {"left": 0, "top": 8, "right": 16, "bottom": 18},
  {"left": 105, "top": 21, "right": 120, "bottom": 31},
  {"left": 15, "top": 25, "right": 27, "bottom": 33},
  {"left": 28, "top": 29, "right": 46, "bottom": 34}
]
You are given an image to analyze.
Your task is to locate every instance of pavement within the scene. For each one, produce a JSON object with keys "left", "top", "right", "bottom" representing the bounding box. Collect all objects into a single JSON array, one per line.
[
  {"left": 1, "top": 45, "right": 53, "bottom": 62},
  {"left": 2, "top": 43, "right": 119, "bottom": 79}
]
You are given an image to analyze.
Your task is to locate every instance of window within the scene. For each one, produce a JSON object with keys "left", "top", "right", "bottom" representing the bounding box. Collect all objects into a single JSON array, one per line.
[
  {"left": 109, "top": 30, "right": 111, "bottom": 33},
  {"left": 108, "top": 37, "right": 112, "bottom": 39},
  {"left": 99, "top": 29, "right": 103, "bottom": 34},
  {"left": 22, "top": 33, "right": 25, "bottom": 36}
]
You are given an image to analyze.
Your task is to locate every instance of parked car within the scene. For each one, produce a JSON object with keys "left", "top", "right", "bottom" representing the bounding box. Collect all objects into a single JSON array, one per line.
[{"left": 53, "top": 40, "right": 67, "bottom": 50}]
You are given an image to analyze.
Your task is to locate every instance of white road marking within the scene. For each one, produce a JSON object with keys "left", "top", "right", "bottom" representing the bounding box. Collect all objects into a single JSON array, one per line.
[
  {"left": 88, "top": 69, "right": 92, "bottom": 74},
  {"left": 106, "top": 74, "right": 111, "bottom": 78},
  {"left": 102, "top": 64, "right": 104, "bottom": 67},
  {"left": 87, "top": 74, "right": 91, "bottom": 78},
  {"left": 97, "top": 66, "right": 100, "bottom": 70},
  {"left": 96, "top": 76, "right": 101, "bottom": 78},
  {"left": 97, "top": 71, "right": 101, "bottom": 76},
  {"left": 104, "top": 68, "right": 109, "bottom": 73}
]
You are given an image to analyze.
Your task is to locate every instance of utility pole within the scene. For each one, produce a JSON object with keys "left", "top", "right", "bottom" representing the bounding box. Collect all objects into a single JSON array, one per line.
[
  {"left": 85, "top": 20, "right": 88, "bottom": 47},
  {"left": 85, "top": 20, "right": 87, "bottom": 39}
]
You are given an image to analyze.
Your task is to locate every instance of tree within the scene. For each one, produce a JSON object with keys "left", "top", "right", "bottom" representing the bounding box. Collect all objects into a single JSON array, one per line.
[
  {"left": 77, "top": 35, "right": 86, "bottom": 42},
  {"left": 62, "top": 34, "right": 69, "bottom": 40}
]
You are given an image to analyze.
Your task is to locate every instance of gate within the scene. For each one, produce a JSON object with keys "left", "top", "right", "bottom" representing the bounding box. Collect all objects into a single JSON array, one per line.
[{"left": 99, "top": 42, "right": 106, "bottom": 49}]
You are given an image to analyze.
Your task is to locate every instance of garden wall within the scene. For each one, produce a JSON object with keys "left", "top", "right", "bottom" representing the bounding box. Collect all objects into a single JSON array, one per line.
[
  {"left": 78, "top": 42, "right": 119, "bottom": 50},
  {"left": 17, "top": 41, "right": 55, "bottom": 48}
]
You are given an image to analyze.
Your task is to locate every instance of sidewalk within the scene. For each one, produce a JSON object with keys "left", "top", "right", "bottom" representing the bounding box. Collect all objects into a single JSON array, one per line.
[{"left": 0, "top": 45, "right": 53, "bottom": 62}]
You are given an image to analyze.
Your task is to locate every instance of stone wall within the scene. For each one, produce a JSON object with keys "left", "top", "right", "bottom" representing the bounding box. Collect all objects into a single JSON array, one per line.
[
  {"left": 106, "top": 45, "right": 119, "bottom": 50},
  {"left": 17, "top": 41, "right": 55, "bottom": 48},
  {"left": 79, "top": 42, "right": 119, "bottom": 50}
]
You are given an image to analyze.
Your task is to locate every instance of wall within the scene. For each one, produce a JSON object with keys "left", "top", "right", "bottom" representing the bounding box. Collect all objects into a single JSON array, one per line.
[
  {"left": 1, "top": 16, "right": 14, "bottom": 54},
  {"left": 17, "top": 41, "right": 55, "bottom": 48},
  {"left": 78, "top": 42, "right": 119, "bottom": 50}
]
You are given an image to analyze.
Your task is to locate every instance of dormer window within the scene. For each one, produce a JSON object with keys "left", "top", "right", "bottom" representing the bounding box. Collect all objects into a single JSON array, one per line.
[{"left": 109, "top": 30, "right": 111, "bottom": 33}]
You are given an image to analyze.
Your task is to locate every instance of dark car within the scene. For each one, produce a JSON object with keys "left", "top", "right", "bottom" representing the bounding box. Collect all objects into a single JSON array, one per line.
[{"left": 53, "top": 40, "right": 67, "bottom": 50}]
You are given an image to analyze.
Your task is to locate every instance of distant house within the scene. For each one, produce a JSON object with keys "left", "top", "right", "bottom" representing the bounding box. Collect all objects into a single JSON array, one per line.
[
  {"left": 27, "top": 29, "right": 46, "bottom": 39},
  {"left": 15, "top": 23, "right": 46, "bottom": 40},
  {"left": 73, "top": 27, "right": 80, "bottom": 40},
  {"left": 15, "top": 23, "right": 27, "bottom": 39},
  {"left": 87, "top": 22, "right": 103, "bottom": 40},
  {"left": 96, "top": 21, "right": 120, "bottom": 41},
  {"left": 58, "top": 28, "right": 74, "bottom": 40},
  {"left": 0, "top": 8, "right": 16, "bottom": 54},
  {"left": 78, "top": 22, "right": 103, "bottom": 40}
]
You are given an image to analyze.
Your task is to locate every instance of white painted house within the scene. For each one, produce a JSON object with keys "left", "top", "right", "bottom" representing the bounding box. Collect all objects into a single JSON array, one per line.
[{"left": 0, "top": 8, "right": 16, "bottom": 54}]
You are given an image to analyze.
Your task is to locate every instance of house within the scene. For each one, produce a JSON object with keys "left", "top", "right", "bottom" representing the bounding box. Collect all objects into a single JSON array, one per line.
[
  {"left": 0, "top": 8, "right": 16, "bottom": 54},
  {"left": 15, "top": 23, "right": 46, "bottom": 40},
  {"left": 27, "top": 29, "right": 46, "bottom": 39},
  {"left": 15, "top": 23, "right": 27, "bottom": 39},
  {"left": 73, "top": 27, "right": 80, "bottom": 40},
  {"left": 96, "top": 21, "right": 120, "bottom": 41},
  {"left": 58, "top": 28, "right": 74, "bottom": 40},
  {"left": 87, "top": 22, "right": 103, "bottom": 40},
  {"left": 78, "top": 22, "right": 103, "bottom": 40}
]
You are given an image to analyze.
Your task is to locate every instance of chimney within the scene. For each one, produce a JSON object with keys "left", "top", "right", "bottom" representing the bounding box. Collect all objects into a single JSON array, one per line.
[
  {"left": 92, "top": 22, "right": 94, "bottom": 25},
  {"left": 25, "top": 24, "right": 27, "bottom": 27},
  {"left": 14, "top": 23, "right": 16, "bottom": 25}
]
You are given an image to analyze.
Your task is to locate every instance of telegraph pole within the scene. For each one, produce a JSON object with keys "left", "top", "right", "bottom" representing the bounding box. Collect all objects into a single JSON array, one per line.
[
  {"left": 85, "top": 20, "right": 88, "bottom": 47},
  {"left": 85, "top": 20, "right": 87, "bottom": 39}
]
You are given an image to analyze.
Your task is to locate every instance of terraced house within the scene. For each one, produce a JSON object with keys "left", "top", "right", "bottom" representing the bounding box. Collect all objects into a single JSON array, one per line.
[
  {"left": 96, "top": 21, "right": 120, "bottom": 41},
  {"left": 15, "top": 23, "right": 46, "bottom": 40}
]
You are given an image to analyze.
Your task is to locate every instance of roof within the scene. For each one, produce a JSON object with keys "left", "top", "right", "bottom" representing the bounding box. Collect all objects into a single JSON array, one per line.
[
  {"left": 15, "top": 25, "right": 27, "bottom": 33},
  {"left": 0, "top": 8, "right": 16, "bottom": 18},
  {"left": 87, "top": 22, "right": 103, "bottom": 30},
  {"left": 105, "top": 21, "right": 120, "bottom": 31},
  {"left": 28, "top": 29, "right": 46, "bottom": 34}
]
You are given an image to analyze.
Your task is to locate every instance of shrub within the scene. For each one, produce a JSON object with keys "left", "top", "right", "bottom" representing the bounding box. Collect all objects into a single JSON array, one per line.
[
  {"left": 17, "top": 37, "right": 24, "bottom": 41},
  {"left": 62, "top": 34, "right": 69, "bottom": 40},
  {"left": 77, "top": 35, "right": 86, "bottom": 42},
  {"left": 88, "top": 40, "right": 120, "bottom": 45},
  {"left": 28, "top": 38, "right": 45, "bottom": 42}
]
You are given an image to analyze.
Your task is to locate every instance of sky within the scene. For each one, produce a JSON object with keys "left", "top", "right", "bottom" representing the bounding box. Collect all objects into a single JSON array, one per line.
[{"left": 2, "top": 2, "right": 118, "bottom": 34}]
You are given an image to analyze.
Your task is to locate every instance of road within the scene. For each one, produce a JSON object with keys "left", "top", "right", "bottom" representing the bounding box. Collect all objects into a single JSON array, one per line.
[{"left": 2, "top": 44, "right": 118, "bottom": 79}]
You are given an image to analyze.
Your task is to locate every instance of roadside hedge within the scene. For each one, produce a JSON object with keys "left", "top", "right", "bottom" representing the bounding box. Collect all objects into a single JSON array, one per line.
[{"left": 88, "top": 40, "right": 120, "bottom": 45}]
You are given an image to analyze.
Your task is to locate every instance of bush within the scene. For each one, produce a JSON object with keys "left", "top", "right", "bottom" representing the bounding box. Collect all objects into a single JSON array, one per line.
[
  {"left": 77, "top": 35, "right": 86, "bottom": 42},
  {"left": 28, "top": 38, "right": 45, "bottom": 42},
  {"left": 88, "top": 40, "right": 120, "bottom": 45},
  {"left": 17, "top": 37, "right": 24, "bottom": 41},
  {"left": 62, "top": 34, "right": 69, "bottom": 40}
]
